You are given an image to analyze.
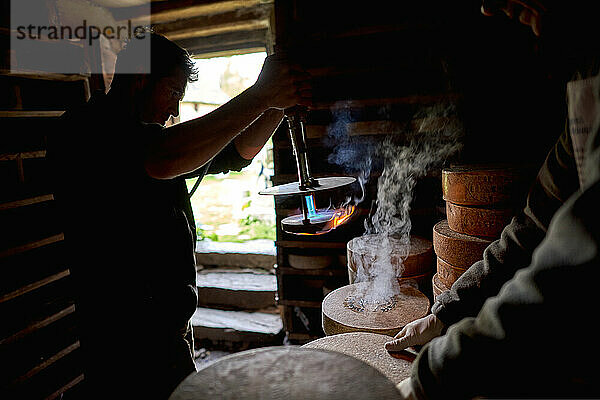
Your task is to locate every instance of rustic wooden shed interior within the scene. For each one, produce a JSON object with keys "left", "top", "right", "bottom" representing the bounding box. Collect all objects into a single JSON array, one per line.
[{"left": 0, "top": 0, "right": 578, "bottom": 398}]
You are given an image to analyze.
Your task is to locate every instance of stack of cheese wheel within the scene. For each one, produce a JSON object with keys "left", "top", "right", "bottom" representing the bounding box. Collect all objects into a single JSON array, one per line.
[{"left": 433, "top": 165, "right": 527, "bottom": 300}]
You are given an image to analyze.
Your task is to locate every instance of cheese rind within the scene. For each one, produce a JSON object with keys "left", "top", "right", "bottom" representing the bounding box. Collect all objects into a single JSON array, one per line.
[
  {"left": 442, "top": 166, "right": 525, "bottom": 206},
  {"left": 432, "top": 219, "right": 492, "bottom": 268},
  {"left": 302, "top": 332, "right": 412, "bottom": 385},
  {"left": 436, "top": 256, "right": 467, "bottom": 288},
  {"left": 446, "top": 202, "right": 513, "bottom": 238}
]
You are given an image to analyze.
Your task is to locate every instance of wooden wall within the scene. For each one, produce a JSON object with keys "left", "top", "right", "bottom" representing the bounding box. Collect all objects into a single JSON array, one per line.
[{"left": 0, "top": 1, "right": 101, "bottom": 396}]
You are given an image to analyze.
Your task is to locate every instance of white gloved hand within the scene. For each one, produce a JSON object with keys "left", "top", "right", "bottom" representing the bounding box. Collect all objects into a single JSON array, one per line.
[
  {"left": 384, "top": 314, "right": 445, "bottom": 352},
  {"left": 396, "top": 378, "right": 419, "bottom": 400}
]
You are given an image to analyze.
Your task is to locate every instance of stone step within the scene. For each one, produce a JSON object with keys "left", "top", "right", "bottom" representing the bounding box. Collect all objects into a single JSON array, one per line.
[
  {"left": 195, "top": 240, "right": 276, "bottom": 270},
  {"left": 196, "top": 268, "right": 277, "bottom": 310},
  {"left": 192, "top": 307, "right": 283, "bottom": 347}
]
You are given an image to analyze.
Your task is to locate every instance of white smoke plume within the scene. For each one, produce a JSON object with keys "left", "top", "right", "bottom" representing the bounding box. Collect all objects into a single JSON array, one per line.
[{"left": 329, "top": 102, "right": 464, "bottom": 307}]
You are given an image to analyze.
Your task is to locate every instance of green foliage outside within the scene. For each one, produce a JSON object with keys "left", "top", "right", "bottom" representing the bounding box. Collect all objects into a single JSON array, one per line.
[{"left": 196, "top": 215, "right": 276, "bottom": 243}]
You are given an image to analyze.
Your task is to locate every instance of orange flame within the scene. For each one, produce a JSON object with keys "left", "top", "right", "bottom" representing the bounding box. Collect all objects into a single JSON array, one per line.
[{"left": 299, "top": 204, "right": 357, "bottom": 235}]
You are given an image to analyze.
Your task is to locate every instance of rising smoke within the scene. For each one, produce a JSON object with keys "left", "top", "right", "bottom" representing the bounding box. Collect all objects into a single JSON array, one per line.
[{"left": 328, "top": 102, "right": 464, "bottom": 306}]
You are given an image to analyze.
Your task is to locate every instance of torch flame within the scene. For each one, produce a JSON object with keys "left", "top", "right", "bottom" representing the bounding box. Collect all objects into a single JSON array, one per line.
[{"left": 298, "top": 204, "right": 357, "bottom": 235}]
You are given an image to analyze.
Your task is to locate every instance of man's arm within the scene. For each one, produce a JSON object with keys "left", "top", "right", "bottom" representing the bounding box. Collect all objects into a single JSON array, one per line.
[
  {"left": 411, "top": 178, "right": 600, "bottom": 399},
  {"left": 234, "top": 108, "right": 284, "bottom": 160},
  {"left": 144, "top": 56, "right": 309, "bottom": 179}
]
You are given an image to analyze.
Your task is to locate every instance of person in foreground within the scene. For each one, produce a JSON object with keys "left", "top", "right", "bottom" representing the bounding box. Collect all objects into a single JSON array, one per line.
[{"left": 386, "top": 1, "right": 600, "bottom": 398}]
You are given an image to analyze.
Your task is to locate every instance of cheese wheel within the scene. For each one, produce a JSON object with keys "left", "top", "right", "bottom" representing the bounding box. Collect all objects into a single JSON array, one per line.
[
  {"left": 432, "top": 273, "right": 450, "bottom": 301},
  {"left": 432, "top": 219, "right": 492, "bottom": 268},
  {"left": 446, "top": 202, "right": 513, "bottom": 238},
  {"left": 347, "top": 235, "right": 433, "bottom": 283},
  {"left": 170, "top": 347, "right": 401, "bottom": 399},
  {"left": 442, "top": 165, "right": 525, "bottom": 206},
  {"left": 436, "top": 256, "right": 467, "bottom": 288},
  {"left": 302, "top": 332, "right": 413, "bottom": 385},
  {"left": 322, "top": 282, "right": 430, "bottom": 337}
]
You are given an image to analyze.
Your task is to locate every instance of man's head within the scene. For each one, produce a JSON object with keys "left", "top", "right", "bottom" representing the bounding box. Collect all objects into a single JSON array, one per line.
[{"left": 110, "top": 32, "right": 198, "bottom": 125}]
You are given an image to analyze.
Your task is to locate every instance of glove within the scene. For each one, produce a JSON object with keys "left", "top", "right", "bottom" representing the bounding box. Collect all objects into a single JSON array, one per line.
[
  {"left": 384, "top": 314, "right": 445, "bottom": 352},
  {"left": 396, "top": 378, "right": 419, "bottom": 400}
]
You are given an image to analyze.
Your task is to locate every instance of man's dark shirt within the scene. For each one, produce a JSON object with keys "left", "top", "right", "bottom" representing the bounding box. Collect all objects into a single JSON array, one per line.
[{"left": 47, "top": 91, "right": 251, "bottom": 396}]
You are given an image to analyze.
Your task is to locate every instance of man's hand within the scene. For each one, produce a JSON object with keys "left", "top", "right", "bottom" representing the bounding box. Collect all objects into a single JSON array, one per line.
[
  {"left": 384, "top": 314, "right": 445, "bottom": 352},
  {"left": 481, "top": 0, "right": 546, "bottom": 36},
  {"left": 250, "top": 55, "right": 312, "bottom": 110},
  {"left": 396, "top": 378, "right": 420, "bottom": 400}
]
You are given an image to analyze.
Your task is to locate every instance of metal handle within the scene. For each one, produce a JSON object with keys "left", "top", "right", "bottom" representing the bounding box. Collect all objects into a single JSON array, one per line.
[{"left": 285, "top": 105, "right": 318, "bottom": 190}]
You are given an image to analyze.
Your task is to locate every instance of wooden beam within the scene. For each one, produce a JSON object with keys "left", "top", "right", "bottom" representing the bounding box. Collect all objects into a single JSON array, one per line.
[
  {"left": 153, "top": 3, "right": 271, "bottom": 40},
  {"left": 164, "top": 19, "right": 269, "bottom": 41},
  {"left": 115, "top": 0, "right": 272, "bottom": 26},
  {"left": 176, "top": 29, "right": 267, "bottom": 57}
]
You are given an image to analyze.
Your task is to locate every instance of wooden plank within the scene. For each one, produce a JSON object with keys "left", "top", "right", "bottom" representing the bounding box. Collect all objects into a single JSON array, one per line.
[
  {"left": 0, "top": 111, "right": 64, "bottom": 118},
  {"left": 13, "top": 341, "right": 80, "bottom": 385},
  {"left": 0, "top": 69, "right": 88, "bottom": 82},
  {"left": 0, "top": 234, "right": 64, "bottom": 259},
  {"left": 45, "top": 374, "right": 84, "bottom": 400},
  {"left": 0, "top": 150, "right": 46, "bottom": 161},
  {"left": 0, "top": 194, "right": 54, "bottom": 211},
  {"left": 0, "top": 270, "right": 70, "bottom": 304},
  {"left": 0, "top": 304, "right": 76, "bottom": 346},
  {"left": 196, "top": 269, "right": 276, "bottom": 310}
]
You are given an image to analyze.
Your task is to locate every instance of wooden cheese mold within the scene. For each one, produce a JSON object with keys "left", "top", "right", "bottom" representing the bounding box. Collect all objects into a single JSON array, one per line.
[{"left": 347, "top": 234, "right": 433, "bottom": 283}]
